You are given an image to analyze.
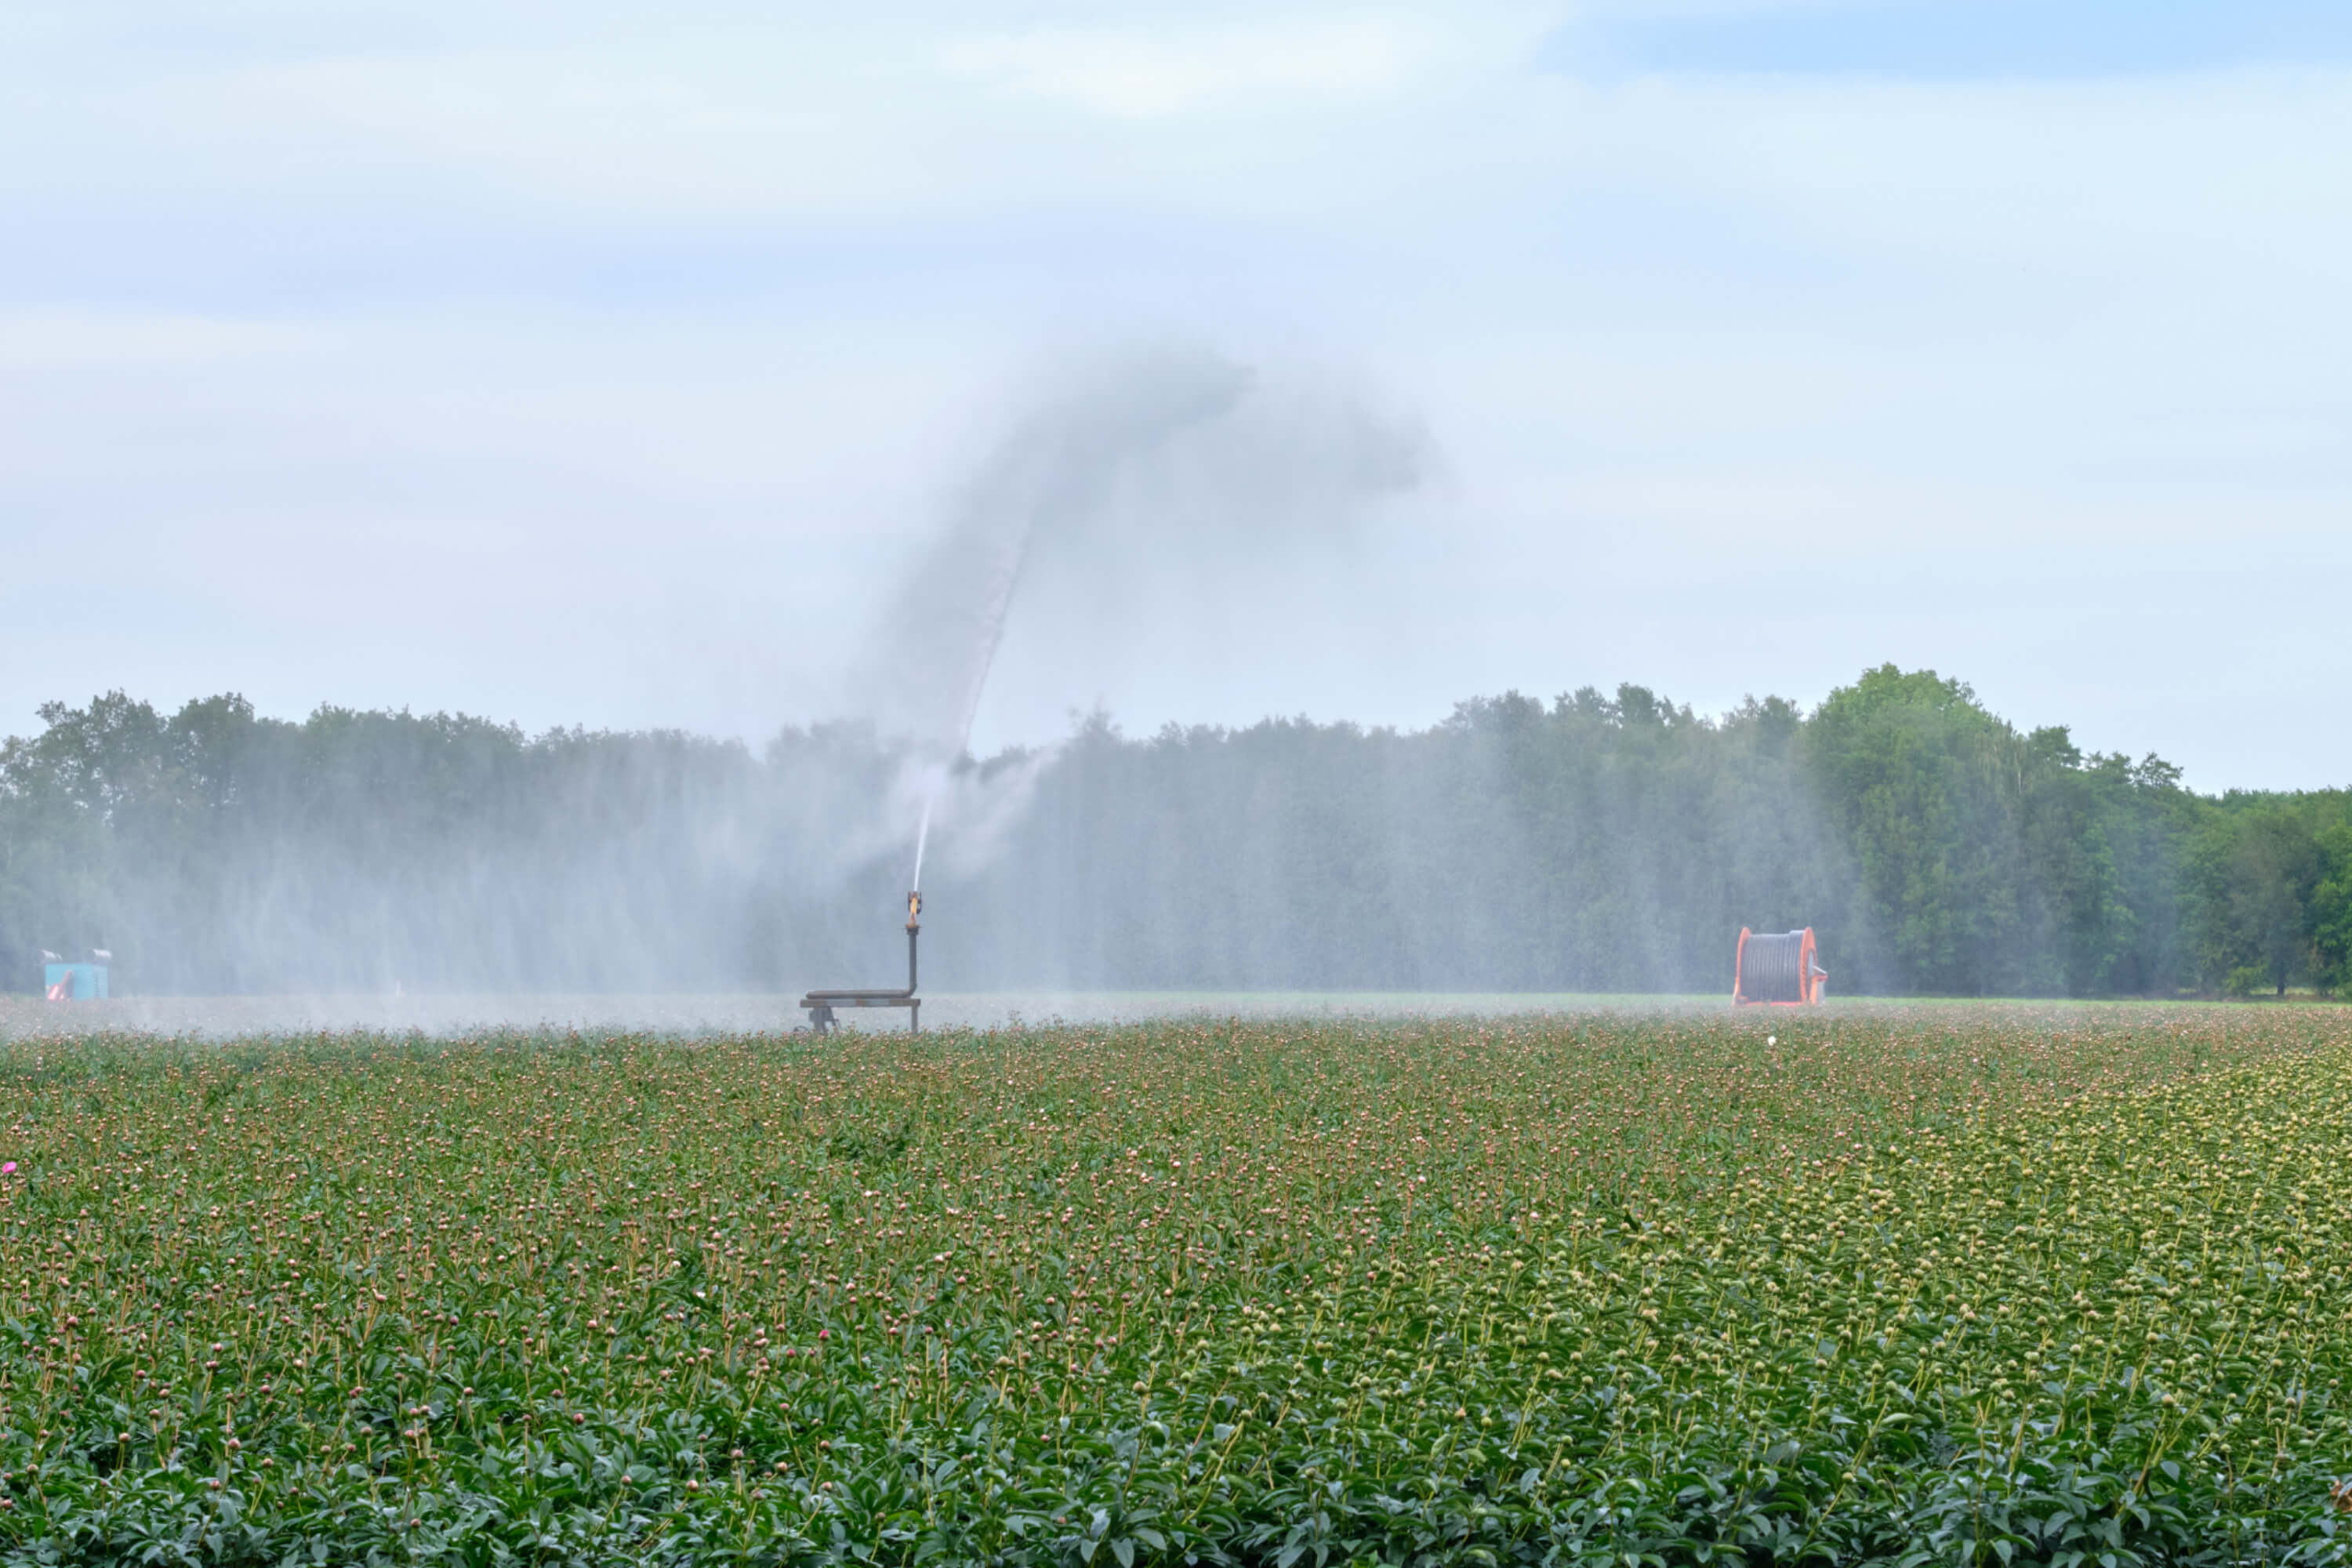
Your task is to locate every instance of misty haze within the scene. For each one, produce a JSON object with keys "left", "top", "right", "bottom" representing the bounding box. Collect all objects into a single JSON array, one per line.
[{"left": 9, "top": 350, "right": 2347, "bottom": 1017}]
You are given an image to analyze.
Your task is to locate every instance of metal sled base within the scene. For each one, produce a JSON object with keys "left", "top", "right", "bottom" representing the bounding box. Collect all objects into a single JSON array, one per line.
[{"left": 801, "top": 896, "right": 922, "bottom": 1034}]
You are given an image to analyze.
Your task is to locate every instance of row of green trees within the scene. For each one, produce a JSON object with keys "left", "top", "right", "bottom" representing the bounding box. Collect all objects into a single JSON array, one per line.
[{"left": 2, "top": 667, "right": 2347, "bottom": 996}]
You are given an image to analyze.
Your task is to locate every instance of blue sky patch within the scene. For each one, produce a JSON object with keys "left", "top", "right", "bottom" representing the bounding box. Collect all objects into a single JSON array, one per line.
[{"left": 1567, "top": 0, "right": 2352, "bottom": 79}]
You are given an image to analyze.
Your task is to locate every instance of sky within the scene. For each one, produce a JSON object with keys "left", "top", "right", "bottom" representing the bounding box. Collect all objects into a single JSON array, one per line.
[{"left": 3, "top": 0, "right": 2347, "bottom": 791}]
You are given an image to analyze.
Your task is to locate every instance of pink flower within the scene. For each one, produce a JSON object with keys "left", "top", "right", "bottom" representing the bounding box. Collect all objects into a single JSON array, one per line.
[
  {"left": 1, "top": 1163, "right": 15, "bottom": 1176},
  {"left": 818, "top": 1329, "right": 829, "bottom": 1340}
]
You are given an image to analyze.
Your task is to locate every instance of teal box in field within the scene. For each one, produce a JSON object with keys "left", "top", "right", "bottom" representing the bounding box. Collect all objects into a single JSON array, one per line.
[{"left": 42, "top": 962, "right": 107, "bottom": 1000}]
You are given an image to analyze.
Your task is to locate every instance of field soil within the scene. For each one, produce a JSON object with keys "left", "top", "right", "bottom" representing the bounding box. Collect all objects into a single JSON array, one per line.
[
  {"left": 0, "top": 992, "right": 2285, "bottom": 1040},
  {"left": 0, "top": 992, "right": 1740, "bottom": 1039}
]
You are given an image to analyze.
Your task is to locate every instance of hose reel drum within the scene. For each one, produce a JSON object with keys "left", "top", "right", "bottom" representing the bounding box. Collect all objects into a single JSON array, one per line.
[{"left": 1733, "top": 927, "right": 1828, "bottom": 1005}]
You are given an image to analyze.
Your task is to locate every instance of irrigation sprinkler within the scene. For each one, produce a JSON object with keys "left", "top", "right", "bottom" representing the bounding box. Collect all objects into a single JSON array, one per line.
[{"left": 801, "top": 891, "right": 922, "bottom": 1035}]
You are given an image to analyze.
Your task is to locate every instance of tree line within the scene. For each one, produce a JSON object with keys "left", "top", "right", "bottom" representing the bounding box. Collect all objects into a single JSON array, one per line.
[{"left": 2, "top": 666, "right": 2347, "bottom": 997}]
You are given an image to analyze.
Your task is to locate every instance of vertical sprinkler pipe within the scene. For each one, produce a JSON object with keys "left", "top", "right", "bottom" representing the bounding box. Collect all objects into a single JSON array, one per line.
[{"left": 798, "top": 891, "right": 923, "bottom": 1035}]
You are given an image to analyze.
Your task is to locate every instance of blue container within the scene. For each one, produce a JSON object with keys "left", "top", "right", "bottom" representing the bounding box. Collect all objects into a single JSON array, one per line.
[{"left": 42, "top": 963, "right": 108, "bottom": 1000}]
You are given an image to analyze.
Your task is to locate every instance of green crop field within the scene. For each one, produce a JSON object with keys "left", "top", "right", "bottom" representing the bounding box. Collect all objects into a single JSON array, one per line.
[{"left": 1, "top": 1008, "right": 2349, "bottom": 1565}]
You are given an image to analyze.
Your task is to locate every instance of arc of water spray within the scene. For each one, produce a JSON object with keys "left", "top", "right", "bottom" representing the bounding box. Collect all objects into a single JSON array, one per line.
[
  {"left": 898, "top": 350, "right": 1265, "bottom": 894},
  {"left": 909, "top": 514, "right": 1036, "bottom": 892}
]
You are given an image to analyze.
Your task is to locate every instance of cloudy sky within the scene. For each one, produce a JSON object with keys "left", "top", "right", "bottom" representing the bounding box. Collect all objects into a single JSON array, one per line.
[{"left": 5, "top": 0, "right": 2347, "bottom": 789}]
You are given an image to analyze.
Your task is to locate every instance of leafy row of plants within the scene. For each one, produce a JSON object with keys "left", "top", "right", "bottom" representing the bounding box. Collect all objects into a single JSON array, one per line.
[{"left": 0, "top": 1007, "right": 2345, "bottom": 1563}]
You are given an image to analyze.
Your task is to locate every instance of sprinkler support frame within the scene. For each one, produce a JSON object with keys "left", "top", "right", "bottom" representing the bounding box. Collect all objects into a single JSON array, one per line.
[{"left": 800, "top": 891, "right": 921, "bottom": 1034}]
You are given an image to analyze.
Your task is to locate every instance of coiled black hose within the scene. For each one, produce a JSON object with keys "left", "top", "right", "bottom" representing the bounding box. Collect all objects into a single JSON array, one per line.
[{"left": 1739, "top": 931, "right": 1809, "bottom": 1003}]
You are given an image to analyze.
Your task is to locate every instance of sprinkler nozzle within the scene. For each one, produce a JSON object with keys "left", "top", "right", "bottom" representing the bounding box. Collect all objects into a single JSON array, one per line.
[{"left": 906, "top": 891, "right": 921, "bottom": 931}]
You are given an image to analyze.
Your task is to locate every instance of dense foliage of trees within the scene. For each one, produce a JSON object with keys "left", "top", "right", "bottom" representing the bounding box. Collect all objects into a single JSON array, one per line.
[{"left": 3, "top": 667, "right": 2347, "bottom": 996}]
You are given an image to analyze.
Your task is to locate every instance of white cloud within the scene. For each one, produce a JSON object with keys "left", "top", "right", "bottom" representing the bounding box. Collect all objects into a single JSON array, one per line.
[
  {"left": 938, "top": 17, "right": 1432, "bottom": 118},
  {"left": 0, "top": 309, "right": 322, "bottom": 366}
]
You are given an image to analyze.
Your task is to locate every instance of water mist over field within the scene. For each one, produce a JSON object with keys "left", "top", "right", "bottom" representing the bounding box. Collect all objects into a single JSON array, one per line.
[
  {"left": 0, "top": 347, "right": 1481, "bottom": 1010},
  {"left": 0, "top": 666, "right": 2274, "bottom": 1006},
  {"left": 0, "top": 350, "right": 2299, "bottom": 1009}
]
